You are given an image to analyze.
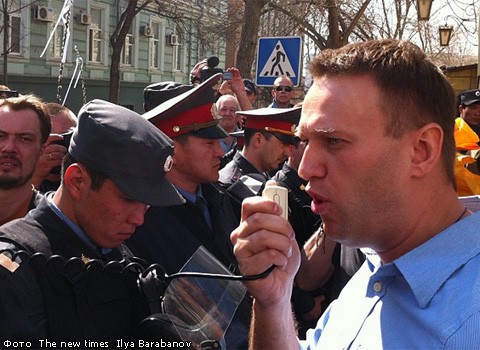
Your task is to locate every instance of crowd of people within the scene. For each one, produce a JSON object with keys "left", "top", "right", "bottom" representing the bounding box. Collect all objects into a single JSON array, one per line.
[{"left": 0, "top": 39, "right": 479, "bottom": 349}]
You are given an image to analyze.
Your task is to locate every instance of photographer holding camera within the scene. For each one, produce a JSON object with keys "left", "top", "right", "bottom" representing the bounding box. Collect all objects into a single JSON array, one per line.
[{"left": 32, "top": 102, "right": 77, "bottom": 193}]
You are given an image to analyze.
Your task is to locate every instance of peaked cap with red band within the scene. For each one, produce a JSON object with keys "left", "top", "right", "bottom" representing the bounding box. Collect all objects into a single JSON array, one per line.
[
  {"left": 237, "top": 107, "right": 301, "bottom": 144},
  {"left": 142, "top": 73, "right": 228, "bottom": 139}
]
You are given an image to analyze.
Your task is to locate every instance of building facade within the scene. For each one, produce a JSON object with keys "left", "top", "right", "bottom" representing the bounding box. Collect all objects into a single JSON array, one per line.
[{"left": 1, "top": 0, "right": 227, "bottom": 114}]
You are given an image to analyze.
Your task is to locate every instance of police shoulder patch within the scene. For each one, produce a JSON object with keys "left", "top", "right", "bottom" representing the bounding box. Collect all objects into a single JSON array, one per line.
[{"left": 0, "top": 253, "right": 19, "bottom": 273}]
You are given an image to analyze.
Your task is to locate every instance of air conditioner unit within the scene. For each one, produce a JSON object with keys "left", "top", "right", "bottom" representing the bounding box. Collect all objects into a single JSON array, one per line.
[
  {"left": 141, "top": 26, "right": 153, "bottom": 37},
  {"left": 33, "top": 6, "right": 54, "bottom": 22},
  {"left": 167, "top": 34, "right": 179, "bottom": 46},
  {"left": 78, "top": 12, "right": 91, "bottom": 25}
]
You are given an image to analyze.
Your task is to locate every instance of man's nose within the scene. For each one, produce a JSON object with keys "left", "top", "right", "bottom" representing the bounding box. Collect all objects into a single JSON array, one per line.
[{"left": 127, "top": 203, "right": 149, "bottom": 227}]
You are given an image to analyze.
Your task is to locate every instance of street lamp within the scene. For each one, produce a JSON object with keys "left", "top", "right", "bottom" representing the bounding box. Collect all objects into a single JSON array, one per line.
[
  {"left": 439, "top": 25, "right": 454, "bottom": 46},
  {"left": 416, "top": 0, "right": 434, "bottom": 21}
]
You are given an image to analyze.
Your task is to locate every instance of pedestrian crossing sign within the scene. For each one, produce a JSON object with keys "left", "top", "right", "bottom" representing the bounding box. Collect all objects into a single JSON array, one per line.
[{"left": 256, "top": 36, "right": 302, "bottom": 87}]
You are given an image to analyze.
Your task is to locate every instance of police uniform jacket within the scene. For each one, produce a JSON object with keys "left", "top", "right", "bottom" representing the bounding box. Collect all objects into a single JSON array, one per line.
[
  {"left": 273, "top": 162, "right": 321, "bottom": 245},
  {"left": 126, "top": 183, "right": 250, "bottom": 349},
  {"left": 218, "top": 151, "right": 270, "bottom": 221},
  {"left": 127, "top": 182, "right": 239, "bottom": 274},
  {"left": 218, "top": 150, "right": 266, "bottom": 188},
  {"left": 0, "top": 196, "right": 149, "bottom": 342}
]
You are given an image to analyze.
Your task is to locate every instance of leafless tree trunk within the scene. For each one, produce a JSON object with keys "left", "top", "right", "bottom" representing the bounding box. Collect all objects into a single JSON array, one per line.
[
  {"left": 0, "top": 0, "right": 40, "bottom": 86},
  {"left": 108, "top": 1, "right": 142, "bottom": 104},
  {"left": 235, "top": 0, "right": 268, "bottom": 78}
]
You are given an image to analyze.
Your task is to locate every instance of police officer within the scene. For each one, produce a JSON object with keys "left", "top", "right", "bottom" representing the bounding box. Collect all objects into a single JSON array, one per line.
[
  {"left": 218, "top": 107, "right": 299, "bottom": 218},
  {"left": 0, "top": 100, "right": 183, "bottom": 342},
  {"left": 128, "top": 74, "right": 249, "bottom": 349},
  {"left": 129, "top": 74, "right": 239, "bottom": 275}
]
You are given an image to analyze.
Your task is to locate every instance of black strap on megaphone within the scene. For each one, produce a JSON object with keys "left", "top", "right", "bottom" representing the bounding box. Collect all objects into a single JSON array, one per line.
[
  {"left": 142, "top": 262, "right": 275, "bottom": 283},
  {"left": 138, "top": 261, "right": 275, "bottom": 315}
]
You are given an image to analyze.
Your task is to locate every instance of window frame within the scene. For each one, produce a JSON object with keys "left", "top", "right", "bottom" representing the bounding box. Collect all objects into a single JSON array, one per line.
[
  {"left": 148, "top": 19, "right": 165, "bottom": 71},
  {"left": 87, "top": 2, "right": 109, "bottom": 66},
  {"left": 1, "top": 0, "right": 30, "bottom": 58}
]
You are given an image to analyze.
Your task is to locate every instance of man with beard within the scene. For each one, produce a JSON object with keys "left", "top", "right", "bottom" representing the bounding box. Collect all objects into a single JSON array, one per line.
[{"left": 0, "top": 94, "right": 50, "bottom": 225}]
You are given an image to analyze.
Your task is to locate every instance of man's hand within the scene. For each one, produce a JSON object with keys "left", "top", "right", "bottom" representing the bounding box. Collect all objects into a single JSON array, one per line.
[
  {"left": 32, "top": 134, "right": 69, "bottom": 188},
  {"left": 218, "top": 68, "right": 253, "bottom": 111},
  {"left": 231, "top": 196, "right": 301, "bottom": 306}
]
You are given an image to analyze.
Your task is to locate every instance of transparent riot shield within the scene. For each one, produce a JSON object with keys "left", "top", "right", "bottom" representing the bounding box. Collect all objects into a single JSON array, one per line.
[{"left": 162, "top": 246, "right": 247, "bottom": 349}]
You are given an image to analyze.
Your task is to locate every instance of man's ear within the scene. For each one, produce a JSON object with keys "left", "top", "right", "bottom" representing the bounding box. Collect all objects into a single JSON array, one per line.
[
  {"left": 64, "top": 164, "right": 88, "bottom": 199},
  {"left": 252, "top": 131, "right": 266, "bottom": 148},
  {"left": 410, "top": 123, "right": 443, "bottom": 178}
]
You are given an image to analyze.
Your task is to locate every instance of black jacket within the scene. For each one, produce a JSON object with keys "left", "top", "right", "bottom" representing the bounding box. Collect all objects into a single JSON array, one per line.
[
  {"left": 219, "top": 151, "right": 269, "bottom": 220},
  {"left": 127, "top": 183, "right": 250, "bottom": 349},
  {"left": 127, "top": 183, "right": 239, "bottom": 275},
  {"left": 0, "top": 196, "right": 149, "bottom": 342},
  {"left": 273, "top": 163, "right": 321, "bottom": 246},
  {"left": 219, "top": 151, "right": 266, "bottom": 188}
]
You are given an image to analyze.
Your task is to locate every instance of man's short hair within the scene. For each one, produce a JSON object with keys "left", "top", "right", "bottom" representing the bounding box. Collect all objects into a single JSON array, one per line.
[
  {"left": 244, "top": 128, "right": 272, "bottom": 146},
  {"left": 273, "top": 76, "right": 294, "bottom": 87},
  {"left": 0, "top": 94, "right": 51, "bottom": 144},
  {"left": 215, "top": 94, "right": 240, "bottom": 113},
  {"left": 309, "top": 39, "right": 456, "bottom": 185},
  {"left": 46, "top": 102, "right": 76, "bottom": 118},
  {"left": 62, "top": 153, "right": 107, "bottom": 191}
]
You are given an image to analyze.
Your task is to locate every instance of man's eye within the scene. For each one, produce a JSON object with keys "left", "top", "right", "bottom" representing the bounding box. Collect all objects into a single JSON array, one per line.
[
  {"left": 21, "top": 136, "right": 34, "bottom": 143},
  {"left": 327, "top": 138, "right": 342, "bottom": 145}
]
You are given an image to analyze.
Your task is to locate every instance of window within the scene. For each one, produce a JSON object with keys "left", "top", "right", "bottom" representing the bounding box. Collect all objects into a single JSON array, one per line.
[
  {"left": 121, "top": 26, "right": 134, "bottom": 66},
  {"left": 149, "top": 21, "right": 163, "bottom": 70},
  {"left": 88, "top": 7, "right": 104, "bottom": 64},
  {"left": 0, "top": 0, "right": 30, "bottom": 58},
  {"left": 49, "top": 23, "right": 64, "bottom": 59},
  {"left": 6, "top": 1, "right": 22, "bottom": 54},
  {"left": 173, "top": 42, "right": 181, "bottom": 71},
  {"left": 172, "top": 27, "right": 183, "bottom": 72}
]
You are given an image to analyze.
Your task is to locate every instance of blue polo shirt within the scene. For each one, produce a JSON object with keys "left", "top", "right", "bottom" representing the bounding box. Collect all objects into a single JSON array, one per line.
[
  {"left": 45, "top": 193, "right": 112, "bottom": 255},
  {"left": 300, "top": 212, "right": 480, "bottom": 349}
]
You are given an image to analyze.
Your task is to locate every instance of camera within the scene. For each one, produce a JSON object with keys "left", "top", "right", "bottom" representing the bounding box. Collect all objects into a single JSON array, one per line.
[
  {"left": 50, "top": 130, "right": 74, "bottom": 175},
  {"left": 0, "top": 90, "right": 19, "bottom": 99},
  {"left": 200, "top": 56, "right": 231, "bottom": 82},
  {"left": 52, "top": 129, "right": 74, "bottom": 148}
]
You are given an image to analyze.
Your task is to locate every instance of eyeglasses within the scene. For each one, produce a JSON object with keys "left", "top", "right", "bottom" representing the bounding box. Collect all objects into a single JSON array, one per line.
[{"left": 275, "top": 85, "right": 293, "bottom": 92}]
